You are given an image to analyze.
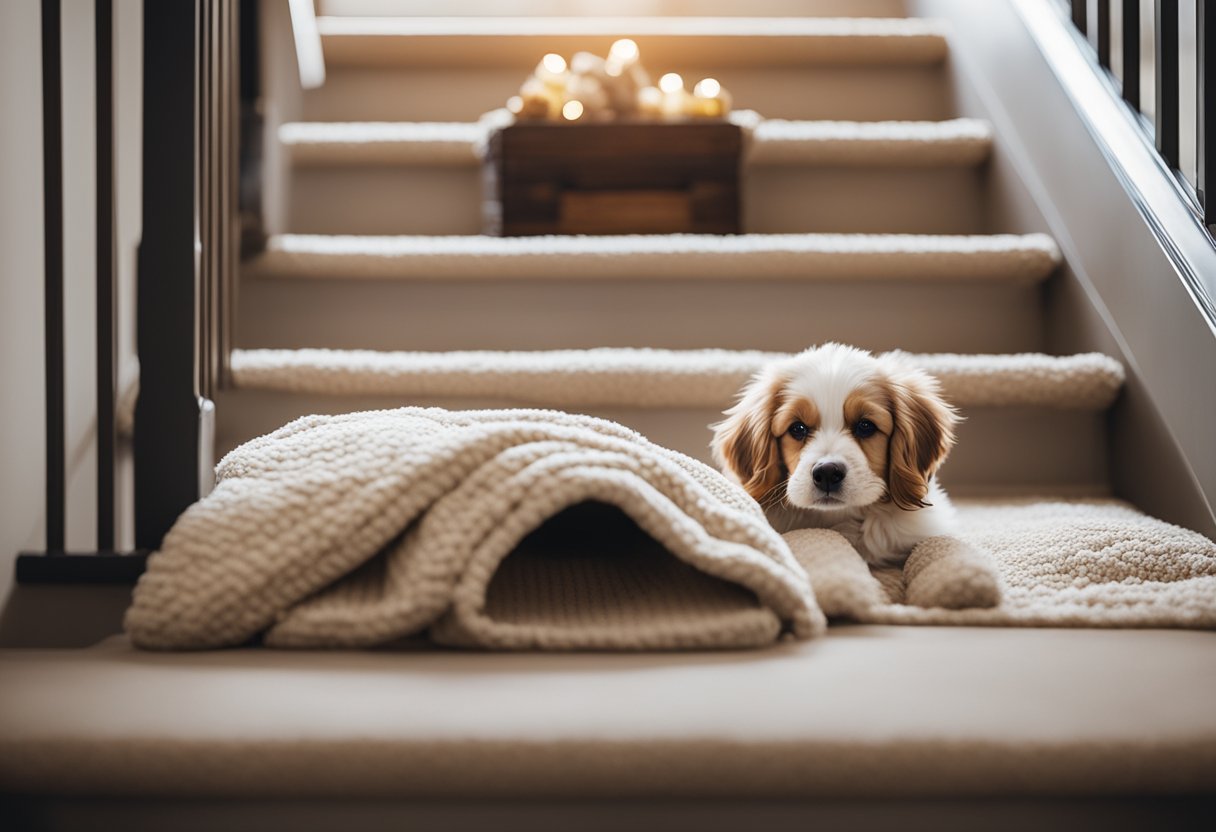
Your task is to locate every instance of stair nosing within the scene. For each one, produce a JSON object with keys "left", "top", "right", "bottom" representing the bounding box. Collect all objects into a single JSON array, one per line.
[
  {"left": 317, "top": 16, "right": 950, "bottom": 68},
  {"left": 228, "top": 347, "right": 1125, "bottom": 412},
  {"left": 279, "top": 117, "right": 993, "bottom": 169},
  {"left": 246, "top": 232, "right": 1060, "bottom": 284},
  {"left": 316, "top": 15, "right": 948, "bottom": 39}
]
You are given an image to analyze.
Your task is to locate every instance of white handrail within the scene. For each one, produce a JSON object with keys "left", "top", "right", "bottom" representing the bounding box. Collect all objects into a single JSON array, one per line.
[{"left": 288, "top": 0, "right": 326, "bottom": 89}]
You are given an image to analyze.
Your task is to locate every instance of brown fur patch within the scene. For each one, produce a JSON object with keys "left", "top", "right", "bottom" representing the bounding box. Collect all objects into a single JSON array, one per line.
[
  {"left": 711, "top": 367, "right": 791, "bottom": 503},
  {"left": 843, "top": 385, "right": 894, "bottom": 483},
  {"left": 877, "top": 368, "right": 959, "bottom": 510},
  {"left": 773, "top": 396, "right": 820, "bottom": 477}
]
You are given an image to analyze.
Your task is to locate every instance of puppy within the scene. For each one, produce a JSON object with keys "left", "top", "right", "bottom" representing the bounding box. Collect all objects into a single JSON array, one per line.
[{"left": 712, "top": 343, "right": 960, "bottom": 568}]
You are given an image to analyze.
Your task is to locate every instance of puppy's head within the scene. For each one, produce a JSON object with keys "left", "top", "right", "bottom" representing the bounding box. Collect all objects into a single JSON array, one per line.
[{"left": 711, "top": 344, "right": 958, "bottom": 512}]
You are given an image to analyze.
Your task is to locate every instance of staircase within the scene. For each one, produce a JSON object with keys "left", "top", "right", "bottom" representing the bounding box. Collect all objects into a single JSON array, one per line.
[
  {"left": 5, "top": 3, "right": 1216, "bottom": 820},
  {"left": 227, "top": 1, "right": 1121, "bottom": 503}
]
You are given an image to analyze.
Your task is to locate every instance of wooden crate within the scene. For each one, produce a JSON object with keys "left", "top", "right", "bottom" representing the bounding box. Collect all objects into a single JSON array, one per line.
[{"left": 484, "top": 122, "right": 742, "bottom": 236}]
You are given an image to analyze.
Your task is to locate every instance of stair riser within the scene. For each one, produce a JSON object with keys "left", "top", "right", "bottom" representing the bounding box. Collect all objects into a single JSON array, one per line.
[
  {"left": 303, "top": 66, "right": 952, "bottom": 123},
  {"left": 748, "top": 167, "right": 987, "bottom": 234},
  {"left": 285, "top": 165, "right": 989, "bottom": 236},
  {"left": 215, "top": 391, "right": 1109, "bottom": 494},
  {"left": 237, "top": 277, "right": 1045, "bottom": 354}
]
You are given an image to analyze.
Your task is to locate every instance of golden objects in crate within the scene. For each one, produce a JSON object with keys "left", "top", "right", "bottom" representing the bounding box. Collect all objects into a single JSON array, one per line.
[{"left": 505, "top": 39, "right": 732, "bottom": 122}]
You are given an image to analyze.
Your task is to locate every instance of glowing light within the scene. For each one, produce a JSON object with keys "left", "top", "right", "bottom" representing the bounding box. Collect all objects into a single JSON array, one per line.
[
  {"left": 637, "top": 86, "right": 663, "bottom": 111},
  {"left": 506, "top": 95, "right": 524, "bottom": 114},
  {"left": 693, "top": 78, "right": 721, "bottom": 98},
  {"left": 609, "top": 38, "right": 639, "bottom": 62},
  {"left": 658, "top": 72, "right": 684, "bottom": 94},
  {"left": 542, "top": 53, "right": 567, "bottom": 74},
  {"left": 605, "top": 58, "right": 623, "bottom": 77},
  {"left": 562, "top": 100, "right": 585, "bottom": 120}
]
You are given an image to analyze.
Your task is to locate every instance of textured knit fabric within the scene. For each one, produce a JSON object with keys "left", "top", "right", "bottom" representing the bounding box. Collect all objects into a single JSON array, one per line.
[
  {"left": 125, "top": 407, "right": 823, "bottom": 651},
  {"left": 229, "top": 348, "right": 1124, "bottom": 411},
  {"left": 787, "top": 498, "right": 1216, "bottom": 628}
]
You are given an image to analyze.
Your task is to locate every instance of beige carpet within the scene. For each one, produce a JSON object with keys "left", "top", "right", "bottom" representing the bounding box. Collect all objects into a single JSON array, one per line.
[
  {"left": 318, "top": 16, "right": 950, "bottom": 69},
  {"left": 281, "top": 116, "right": 992, "bottom": 168},
  {"left": 247, "top": 232, "right": 1060, "bottom": 282},
  {"left": 229, "top": 347, "right": 1124, "bottom": 410}
]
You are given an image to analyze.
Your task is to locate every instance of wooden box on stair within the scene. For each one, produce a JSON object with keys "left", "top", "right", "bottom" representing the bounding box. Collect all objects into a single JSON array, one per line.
[{"left": 484, "top": 122, "right": 743, "bottom": 236}]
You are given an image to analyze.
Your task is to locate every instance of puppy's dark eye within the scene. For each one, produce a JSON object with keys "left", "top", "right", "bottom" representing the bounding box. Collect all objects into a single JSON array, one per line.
[
  {"left": 853, "top": 419, "right": 877, "bottom": 439},
  {"left": 787, "top": 421, "right": 809, "bottom": 441}
]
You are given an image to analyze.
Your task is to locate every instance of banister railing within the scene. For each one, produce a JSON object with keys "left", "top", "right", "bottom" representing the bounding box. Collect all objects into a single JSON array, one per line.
[
  {"left": 1063, "top": 0, "right": 1215, "bottom": 228},
  {"left": 288, "top": 0, "right": 327, "bottom": 90},
  {"left": 16, "top": 0, "right": 241, "bottom": 584}
]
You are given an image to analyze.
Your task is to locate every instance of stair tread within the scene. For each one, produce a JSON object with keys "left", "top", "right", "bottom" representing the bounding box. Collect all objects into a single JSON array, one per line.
[
  {"left": 280, "top": 117, "right": 993, "bottom": 168},
  {"left": 229, "top": 348, "right": 1125, "bottom": 411},
  {"left": 318, "top": 16, "right": 950, "bottom": 68},
  {"left": 5, "top": 626, "right": 1211, "bottom": 799},
  {"left": 321, "top": 0, "right": 909, "bottom": 17},
  {"left": 247, "top": 233, "right": 1060, "bottom": 282}
]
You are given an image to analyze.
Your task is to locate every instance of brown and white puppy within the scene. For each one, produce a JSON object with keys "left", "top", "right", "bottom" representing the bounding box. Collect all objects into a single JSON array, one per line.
[{"left": 712, "top": 343, "right": 960, "bottom": 568}]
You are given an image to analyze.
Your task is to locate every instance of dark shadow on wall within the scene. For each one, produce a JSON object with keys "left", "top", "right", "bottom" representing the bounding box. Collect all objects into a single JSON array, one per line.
[{"left": 0, "top": 585, "right": 132, "bottom": 648}]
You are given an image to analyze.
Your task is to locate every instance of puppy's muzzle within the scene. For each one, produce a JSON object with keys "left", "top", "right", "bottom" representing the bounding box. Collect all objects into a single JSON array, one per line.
[{"left": 812, "top": 462, "right": 846, "bottom": 494}]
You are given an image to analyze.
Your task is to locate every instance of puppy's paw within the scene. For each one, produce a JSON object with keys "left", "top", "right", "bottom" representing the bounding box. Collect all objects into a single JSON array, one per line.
[
  {"left": 783, "top": 528, "right": 887, "bottom": 619},
  {"left": 903, "top": 535, "right": 1002, "bottom": 610}
]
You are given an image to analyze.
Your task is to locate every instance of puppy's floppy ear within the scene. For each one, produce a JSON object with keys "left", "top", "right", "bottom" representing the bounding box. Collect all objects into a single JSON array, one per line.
[
  {"left": 883, "top": 362, "right": 959, "bottom": 510},
  {"left": 711, "top": 367, "right": 788, "bottom": 503}
]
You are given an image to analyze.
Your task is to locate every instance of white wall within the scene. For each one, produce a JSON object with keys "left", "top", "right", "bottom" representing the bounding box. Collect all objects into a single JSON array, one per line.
[
  {"left": 909, "top": 0, "right": 1216, "bottom": 535},
  {"left": 0, "top": 0, "right": 141, "bottom": 603},
  {"left": 0, "top": 0, "right": 49, "bottom": 602}
]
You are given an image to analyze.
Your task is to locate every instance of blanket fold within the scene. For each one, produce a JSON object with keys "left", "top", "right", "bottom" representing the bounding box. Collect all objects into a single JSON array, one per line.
[
  {"left": 127, "top": 409, "right": 1216, "bottom": 652},
  {"left": 126, "top": 408, "right": 824, "bottom": 651}
]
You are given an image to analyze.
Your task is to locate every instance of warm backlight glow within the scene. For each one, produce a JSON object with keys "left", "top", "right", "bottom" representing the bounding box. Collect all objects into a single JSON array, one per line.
[
  {"left": 562, "top": 100, "right": 585, "bottom": 120},
  {"left": 638, "top": 86, "right": 663, "bottom": 107},
  {"left": 542, "top": 53, "right": 567, "bottom": 74},
  {"left": 658, "top": 72, "right": 684, "bottom": 93},
  {"left": 605, "top": 59, "right": 623, "bottom": 77},
  {"left": 609, "top": 38, "right": 639, "bottom": 62},
  {"left": 506, "top": 95, "right": 524, "bottom": 114},
  {"left": 694, "top": 78, "right": 721, "bottom": 98}
]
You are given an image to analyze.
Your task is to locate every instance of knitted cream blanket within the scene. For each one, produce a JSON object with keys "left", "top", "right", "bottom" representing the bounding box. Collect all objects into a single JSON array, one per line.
[
  {"left": 127, "top": 407, "right": 1216, "bottom": 651},
  {"left": 125, "top": 408, "right": 824, "bottom": 650},
  {"left": 789, "top": 499, "right": 1216, "bottom": 628}
]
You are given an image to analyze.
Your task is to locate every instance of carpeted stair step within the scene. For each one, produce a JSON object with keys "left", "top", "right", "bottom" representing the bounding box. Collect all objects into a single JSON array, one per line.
[
  {"left": 304, "top": 18, "right": 955, "bottom": 122},
  {"left": 8, "top": 625, "right": 1214, "bottom": 802},
  {"left": 238, "top": 233, "right": 1059, "bottom": 354},
  {"left": 213, "top": 348, "right": 1123, "bottom": 495},
  {"left": 246, "top": 233, "right": 1058, "bottom": 282},
  {"left": 228, "top": 348, "right": 1123, "bottom": 410},
  {"left": 318, "top": 17, "right": 949, "bottom": 69},
  {"left": 281, "top": 118, "right": 994, "bottom": 235},
  {"left": 320, "top": 0, "right": 909, "bottom": 18},
  {"left": 281, "top": 118, "right": 994, "bottom": 168}
]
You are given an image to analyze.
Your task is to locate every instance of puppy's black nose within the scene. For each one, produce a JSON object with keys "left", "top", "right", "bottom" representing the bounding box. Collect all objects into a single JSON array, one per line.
[{"left": 812, "top": 462, "right": 846, "bottom": 493}]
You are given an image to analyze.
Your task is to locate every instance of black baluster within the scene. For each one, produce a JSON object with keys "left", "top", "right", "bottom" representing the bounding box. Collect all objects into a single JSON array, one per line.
[
  {"left": 41, "top": 0, "right": 65, "bottom": 555},
  {"left": 96, "top": 0, "right": 116, "bottom": 551},
  {"left": 1156, "top": 0, "right": 1180, "bottom": 166}
]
